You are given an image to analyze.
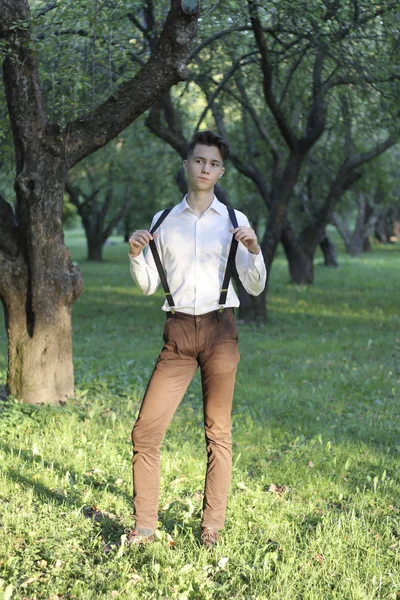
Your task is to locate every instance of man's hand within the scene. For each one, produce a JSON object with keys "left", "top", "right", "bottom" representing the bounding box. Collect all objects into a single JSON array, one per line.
[
  {"left": 231, "top": 226, "right": 260, "bottom": 254},
  {"left": 128, "top": 230, "right": 157, "bottom": 258}
]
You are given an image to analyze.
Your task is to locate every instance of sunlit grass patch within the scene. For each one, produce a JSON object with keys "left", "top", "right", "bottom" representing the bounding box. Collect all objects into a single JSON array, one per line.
[{"left": 0, "top": 232, "right": 399, "bottom": 599}]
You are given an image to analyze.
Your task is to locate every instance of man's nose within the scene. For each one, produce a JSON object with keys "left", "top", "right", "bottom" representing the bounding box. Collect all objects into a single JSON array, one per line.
[{"left": 202, "top": 162, "right": 210, "bottom": 173}]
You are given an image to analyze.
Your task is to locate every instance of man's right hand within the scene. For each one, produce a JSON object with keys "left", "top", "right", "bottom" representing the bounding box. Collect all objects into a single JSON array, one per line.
[{"left": 128, "top": 230, "right": 157, "bottom": 258}]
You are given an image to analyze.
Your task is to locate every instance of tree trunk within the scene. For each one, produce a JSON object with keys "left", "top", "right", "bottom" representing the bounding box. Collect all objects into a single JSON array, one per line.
[
  {"left": 363, "top": 236, "right": 372, "bottom": 252},
  {"left": 280, "top": 222, "right": 314, "bottom": 284},
  {"left": 319, "top": 233, "right": 338, "bottom": 267},
  {"left": 4, "top": 297, "right": 75, "bottom": 404},
  {"left": 0, "top": 163, "right": 83, "bottom": 404},
  {"left": 234, "top": 270, "right": 267, "bottom": 323},
  {"left": 262, "top": 152, "right": 305, "bottom": 270},
  {"left": 87, "top": 239, "right": 104, "bottom": 261}
]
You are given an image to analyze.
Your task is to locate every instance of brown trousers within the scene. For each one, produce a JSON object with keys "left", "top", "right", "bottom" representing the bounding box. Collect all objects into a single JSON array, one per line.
[{"left": 131, "top": 308, "right": 240, "bottom": 530}]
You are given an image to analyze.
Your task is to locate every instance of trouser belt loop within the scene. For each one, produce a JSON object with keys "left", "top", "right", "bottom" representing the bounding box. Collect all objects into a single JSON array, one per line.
[{"left": 216, "top": 310, "right": 220, "bottom": 322}]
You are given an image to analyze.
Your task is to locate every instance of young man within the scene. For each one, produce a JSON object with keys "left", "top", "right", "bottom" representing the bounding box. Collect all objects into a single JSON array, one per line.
[{"left": 127, "top": 130, "right": 266, "bottom": 547}]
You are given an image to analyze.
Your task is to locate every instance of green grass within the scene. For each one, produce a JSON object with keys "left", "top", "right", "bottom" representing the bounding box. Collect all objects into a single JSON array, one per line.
[{"left": 0, "top": 232, "right": 399, "bottom": 600}]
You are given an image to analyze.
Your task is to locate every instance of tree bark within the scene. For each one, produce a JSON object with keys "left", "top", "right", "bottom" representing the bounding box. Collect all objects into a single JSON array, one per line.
[
  {"left": 0, "top": 165, "right": 83, "bottom": 404},
  {"left": 0, "top": 0, "right": 199, "bottom": 403}
]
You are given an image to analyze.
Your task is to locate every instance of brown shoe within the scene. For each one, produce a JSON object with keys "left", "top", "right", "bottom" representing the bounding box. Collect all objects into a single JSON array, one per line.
[
  {"left": 125, "top": 528, "right": 155, "bottom": 546},
  {"left": 200, "top": 527, "right": 219, "bottom": 548}
]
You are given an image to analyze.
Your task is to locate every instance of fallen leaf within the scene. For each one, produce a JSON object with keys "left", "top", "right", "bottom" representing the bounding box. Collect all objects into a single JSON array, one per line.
[
  {"left": 218, "top": 557, "right": 229, "bottom": 569},
  {"left": 166, "top": 533, "right": 176, "bottom": 547},
  {"left": 267, "top": 484, "right": 290, "bottom": 499},
  {"left": 236, "top": 481, "right": 247, "bottom": 490},
  {"left": 54, "top": 559, "right": 64, "bottom": 569},
  {"left": 313, "top": 553, "right": 325, "bottom": 564},
  {"left": 22, "top": 576, "right": 39, "bottom": 586},
  {"left": 37, "top": 559, "right": 47, "bottom": 569},
  {"left": 127, "top": 574, "right": 142, "bottom": 587},
  {"left": 308, "top": 461, "right": 314, "bottom": 468},
  {"left": 82, "top": 505, "right": 117, "bottom": 522}
]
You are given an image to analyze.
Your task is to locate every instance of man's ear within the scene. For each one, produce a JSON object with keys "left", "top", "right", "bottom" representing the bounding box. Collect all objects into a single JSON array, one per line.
[
  {"left": 218, "top": 167, "right": 225, "bottom": 179},
  {"left": 183, "top": 159, "right": 188, "bottom": 171}
]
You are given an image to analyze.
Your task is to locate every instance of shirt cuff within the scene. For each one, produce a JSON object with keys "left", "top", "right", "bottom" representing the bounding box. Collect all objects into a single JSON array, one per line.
[
  {"left": 248, "top": 248, "right": 263, "bottom": 268},
  {"left": 128, "top": 251, "right": 146, "bottom": 268}
]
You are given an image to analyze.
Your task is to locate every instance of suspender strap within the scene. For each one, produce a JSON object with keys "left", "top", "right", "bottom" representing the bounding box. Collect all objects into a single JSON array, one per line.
[
  {"left": 149, "top": 206, "right": 239, "bottom": 314},
  {"left": 149, "top": 208, "right": 175, "bottom": 312},
  {"left": 219, "top": 207, "right": 239, "bottom": 310}
]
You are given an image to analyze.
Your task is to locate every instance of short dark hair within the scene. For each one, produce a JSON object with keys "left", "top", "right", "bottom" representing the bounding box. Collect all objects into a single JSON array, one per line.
[{"left": 187, "top": 130, "right": 230, "bottom": 161}]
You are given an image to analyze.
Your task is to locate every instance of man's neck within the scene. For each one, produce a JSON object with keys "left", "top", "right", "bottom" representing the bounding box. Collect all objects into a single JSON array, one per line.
[{"left": 186, "top": 190, "right": 215, "bottom": 217}]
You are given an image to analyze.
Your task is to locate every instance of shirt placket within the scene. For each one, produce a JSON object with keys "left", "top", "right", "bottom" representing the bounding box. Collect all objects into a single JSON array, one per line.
[{"left": 194, "top": 214, "right": 201, "bottom": 315}]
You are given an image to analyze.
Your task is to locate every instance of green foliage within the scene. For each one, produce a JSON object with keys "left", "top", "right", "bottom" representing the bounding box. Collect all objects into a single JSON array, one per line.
[{"left": 0, "top": 233, "right": 399, "bottom": 599}]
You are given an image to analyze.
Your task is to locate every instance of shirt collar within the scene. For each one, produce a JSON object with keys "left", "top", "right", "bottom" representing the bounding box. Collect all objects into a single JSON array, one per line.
[{"left": 175, "top": 195, "right": 224, "bottom": 216}]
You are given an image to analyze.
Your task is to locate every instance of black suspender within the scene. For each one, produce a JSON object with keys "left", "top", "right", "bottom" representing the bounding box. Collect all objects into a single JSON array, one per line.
[
  {"left": 218, "top": 207, "right": 238, "bottom": 310},
  {"left": 149, "top": 208, "right": 175, "bottom": 312},
  {"left": 148, "top": 206, "right": 239, "bottom": 313}
]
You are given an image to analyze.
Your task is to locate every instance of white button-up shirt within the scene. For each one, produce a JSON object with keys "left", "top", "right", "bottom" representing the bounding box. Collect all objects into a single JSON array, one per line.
[{"left": 129, "top": 196, "right": 266, "bottom": 315}]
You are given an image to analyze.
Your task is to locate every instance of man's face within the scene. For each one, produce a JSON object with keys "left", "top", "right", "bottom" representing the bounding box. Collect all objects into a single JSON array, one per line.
[{"left": 183, "top": 143, "right": 225, "bottom": 192}]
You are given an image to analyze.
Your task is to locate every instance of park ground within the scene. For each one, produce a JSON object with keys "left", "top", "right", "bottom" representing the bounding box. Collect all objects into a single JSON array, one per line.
[{"left": 0, "top": 232, "right": 399, "bottom": 600}]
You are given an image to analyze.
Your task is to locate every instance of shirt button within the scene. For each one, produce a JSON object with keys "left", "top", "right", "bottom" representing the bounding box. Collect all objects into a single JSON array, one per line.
[{"left": 196, "top": 317, "right": 201, "bottom": 322}]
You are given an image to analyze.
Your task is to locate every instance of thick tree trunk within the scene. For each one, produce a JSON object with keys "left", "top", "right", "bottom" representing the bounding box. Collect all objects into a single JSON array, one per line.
[
  {"left": 0, "top": 163, "right": 83, "bottom": 404},
  {"left": 4, "top": 298, "right": 75, "bottom": 404},
  {"left": 319, "top": 234, "right": 338, "bottom": 266}
]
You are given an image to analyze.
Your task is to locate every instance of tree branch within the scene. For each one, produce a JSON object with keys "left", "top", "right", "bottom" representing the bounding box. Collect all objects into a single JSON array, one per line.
[
  {"left": 64, "top": 0, "right": 199, "bottom": 167},
  {"left": 33, "top": 2, "right": 57, "bottom": 18},
  {"left": 146, "top": 96, "right": 188, "bottom": 158},
  {"left": 348, "top": 135, "right": 396, "bottom": 170},
  {"left": 210, "top": 100, "right": 272, "bottom": 208},
  {"left": 102, "top": 196, "right": 131, "bottom": 241},
  {"left": 194, "top": 52, "right": 258, "bottom": 132},
  {"left": 279, "top": 42, "right": 312, "bottom": 106},
  {"left": 235, "top": 76, "right": 279, "bottom": 160},
  {"left": 300, "top": 46, "right": 327, "bottom": 149},
  {"left": 247, "top": 0, "right": 297, "bottom": 151}
]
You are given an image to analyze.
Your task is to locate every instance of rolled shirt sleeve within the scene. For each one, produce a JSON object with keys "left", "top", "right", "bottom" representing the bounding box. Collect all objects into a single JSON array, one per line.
[
  {"left": 129, "top": 213, "right": 162, "bottom": 296},
  {"left": 234, "top": 211, "right": 267, "bottom": 296}
]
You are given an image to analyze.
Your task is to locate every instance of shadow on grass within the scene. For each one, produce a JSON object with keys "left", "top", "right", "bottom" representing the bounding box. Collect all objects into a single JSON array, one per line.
[
  {"left": 0, "top": 441, "right": 132, "bottom": 505},
  {"left": 5, "top": 465, "right": 126, "bottom": 548},
  {"left": 1, "top": 441, "right": 133, "bottom": 549}
]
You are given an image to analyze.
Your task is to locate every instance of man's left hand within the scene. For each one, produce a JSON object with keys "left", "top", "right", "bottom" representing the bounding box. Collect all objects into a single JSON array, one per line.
[{"left": 231, "top": 226, "right": 260, "bottom": 254}]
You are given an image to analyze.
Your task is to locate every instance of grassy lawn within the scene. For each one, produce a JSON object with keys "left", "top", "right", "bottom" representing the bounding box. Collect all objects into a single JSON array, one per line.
[{"left": 0, "top": 232, "right": 399, "bottom": 599}]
